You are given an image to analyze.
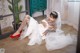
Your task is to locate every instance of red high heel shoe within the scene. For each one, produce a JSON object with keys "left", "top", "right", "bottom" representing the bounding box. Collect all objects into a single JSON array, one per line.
[{"left": 10, "top": 30, "right": 22, "bottom": 39}]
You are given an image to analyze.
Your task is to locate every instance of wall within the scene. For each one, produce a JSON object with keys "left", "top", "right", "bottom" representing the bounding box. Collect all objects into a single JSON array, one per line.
[
  {"left": 0, "top": 0, "right": 13, "bottom": 29},
  {"left": 0, "top": 0, "right": 79, "bottom": 31},
  {"left": 0, "top": 0, "right": 26, "bottom": 29}
]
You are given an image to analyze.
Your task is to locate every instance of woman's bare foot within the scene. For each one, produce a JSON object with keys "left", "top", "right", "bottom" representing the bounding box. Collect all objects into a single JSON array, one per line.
[{"left": 12, "top": 31, "right": 20, "bottom": 36}]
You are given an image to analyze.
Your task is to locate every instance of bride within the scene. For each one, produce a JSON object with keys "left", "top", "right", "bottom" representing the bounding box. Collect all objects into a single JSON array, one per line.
[{"left": 10, "top": 11, "right": 73, "bottom": 51}]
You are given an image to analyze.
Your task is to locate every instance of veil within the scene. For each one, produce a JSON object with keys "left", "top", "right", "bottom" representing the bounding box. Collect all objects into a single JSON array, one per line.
[
  {"left": 48, "top": 11, "right": 61, "bottom": 30},
  {"left": 55, "top": 11, "right": 63, "bottom": 33},
  {"left": 56, "top": 11, "right": 61, "bottom": 30}
]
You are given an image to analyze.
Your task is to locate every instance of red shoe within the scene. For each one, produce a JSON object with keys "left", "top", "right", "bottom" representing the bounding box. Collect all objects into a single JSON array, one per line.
[
  {"left": 10, "top": 30, "right": 22, "bottom": 39},
  {"left": 10, "top": 34, "right": 20, "bottom": 39}
]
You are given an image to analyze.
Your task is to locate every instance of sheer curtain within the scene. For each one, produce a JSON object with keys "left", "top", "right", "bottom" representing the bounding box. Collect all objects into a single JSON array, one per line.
[
  {"left": 47, "top": 0, "right": 79, "bottom": 30},
  {"left": 47, "top": 0, "right": 66, "bottom": 21},
  {"left": 67, "top": 1, "right": 79, "bottom": 30}
]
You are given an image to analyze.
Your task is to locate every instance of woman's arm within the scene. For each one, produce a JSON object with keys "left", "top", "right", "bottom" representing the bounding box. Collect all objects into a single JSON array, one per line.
[
  {"left": 43, "top": 25, "right": 57, "bottom": 36},
  {"left": 40, "top": 20, "right": 48, "bottom": 28},
  {"left": 48, "top": 25, "right": 57, "bottom": 31}
]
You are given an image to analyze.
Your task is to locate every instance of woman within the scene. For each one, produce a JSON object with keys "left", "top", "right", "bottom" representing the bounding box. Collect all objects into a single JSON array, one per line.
[
  {"left": 10, "top": 11, "right": 73, "bottom": 51},
  {"left": 38, "top": 11, "right": 73, "bottom": 51}
]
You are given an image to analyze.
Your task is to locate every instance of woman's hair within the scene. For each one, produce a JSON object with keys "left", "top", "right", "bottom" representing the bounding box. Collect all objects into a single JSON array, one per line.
[{"left": 50, "top": 11, "right": 58, "bottom": 19}]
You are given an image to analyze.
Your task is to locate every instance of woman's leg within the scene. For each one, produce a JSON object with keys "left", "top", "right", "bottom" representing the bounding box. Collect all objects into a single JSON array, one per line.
[{"left": 12, "top": 15, "right": 30, "bottom": 36}]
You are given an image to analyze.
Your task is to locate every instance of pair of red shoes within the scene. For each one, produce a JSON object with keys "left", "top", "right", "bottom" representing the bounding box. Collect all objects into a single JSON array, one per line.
[{"left": 10, "top": 31, "right": 22, "bottom": 39}]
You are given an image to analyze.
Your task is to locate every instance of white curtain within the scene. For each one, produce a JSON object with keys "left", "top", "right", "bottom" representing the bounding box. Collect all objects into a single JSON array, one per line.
[
  {"left": 47, "top": 0, "right": 79, "bottom": 30},
  {"left": 47, "top": 0, "right": 66, "bottom": 21},
  {"left": 67, "top": 1, "right": 79, "bottom": 30}
]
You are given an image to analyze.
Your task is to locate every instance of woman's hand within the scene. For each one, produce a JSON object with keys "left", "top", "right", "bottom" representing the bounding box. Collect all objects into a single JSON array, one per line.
[
  {"left": 48, "top": 26, "right": 54, "bottom": 29},
  {"left": 48, "top": 25, "right": 56, "bottom": 31},
  {"left": 43, "top": 32, "right": 47, "bottom": 36}
]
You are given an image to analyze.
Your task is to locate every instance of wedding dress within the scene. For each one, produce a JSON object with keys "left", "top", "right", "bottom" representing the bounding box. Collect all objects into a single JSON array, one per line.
[
  {"left": 19, "top": 12, "right": 73, "bottom": 51},
  {"left": 42, "top": 12, "right": 73, "bottom": 51},
  {"left": 19, "top": 17, "right": 42, "bottom": 45},
  {"left": 39, "top": 12, "right": 74, "bottom": 51}
]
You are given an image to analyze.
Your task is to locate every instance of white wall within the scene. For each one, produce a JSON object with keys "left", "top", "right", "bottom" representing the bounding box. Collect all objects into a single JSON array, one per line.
[{"left": 32, "top": 11, "right": 46, "bottom": 17}]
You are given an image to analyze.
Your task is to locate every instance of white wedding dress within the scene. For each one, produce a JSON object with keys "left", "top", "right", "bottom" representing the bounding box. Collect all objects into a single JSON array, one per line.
[
  {"left": 39, "top": 12, "right": 73, "bottom": 51},
  {"left": 19, "top": 17, "right": 42, "bottom": 45},
  {"left": 19, "top": 12, "right": 73, "bottom": 51}
]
